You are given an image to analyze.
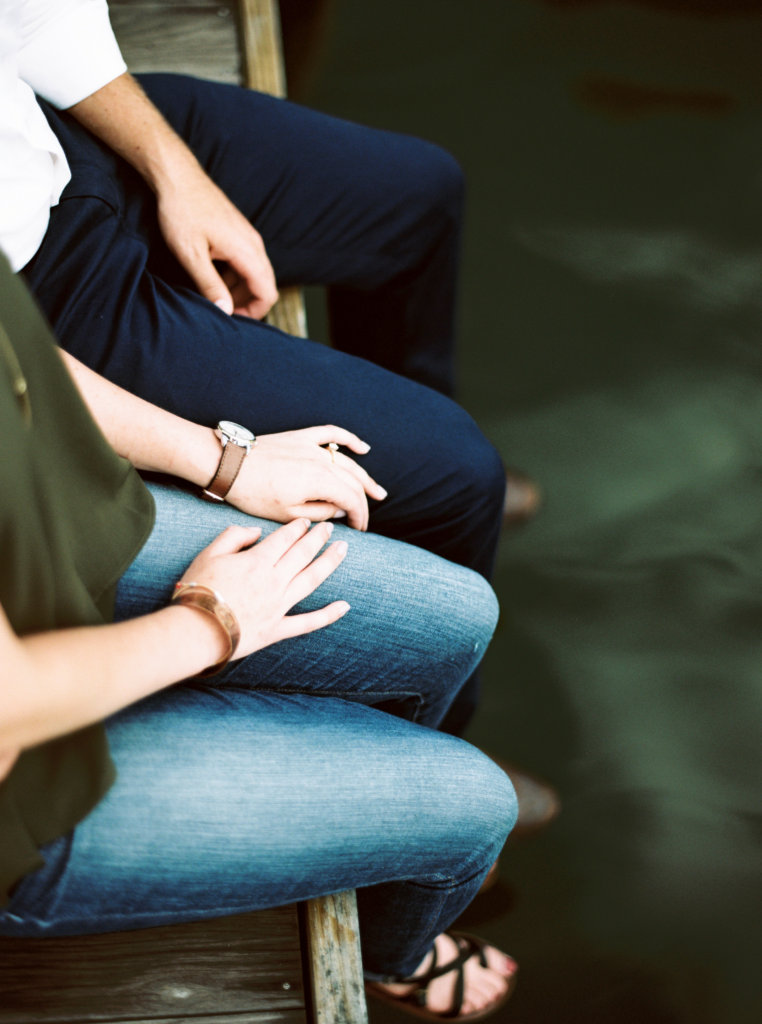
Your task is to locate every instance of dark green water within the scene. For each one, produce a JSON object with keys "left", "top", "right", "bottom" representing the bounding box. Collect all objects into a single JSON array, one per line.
[{"left": 304, "top": 2, "right": 762, "bottom": 1021}]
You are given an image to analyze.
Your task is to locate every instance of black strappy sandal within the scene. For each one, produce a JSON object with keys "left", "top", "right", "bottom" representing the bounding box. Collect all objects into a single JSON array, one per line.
[{"left": 366, "top": 932, "right": 518, "bottom": 1021}]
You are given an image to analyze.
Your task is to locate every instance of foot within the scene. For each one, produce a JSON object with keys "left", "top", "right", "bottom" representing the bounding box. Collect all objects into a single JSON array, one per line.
[
  {"left": 503, "top": 762, "right": 561, "bottom": 837},
  {"left": 485, "top": 756, "right": 560, "bottom": 838},
  {"left": 369, "top": 932, "right": 517, "bottom": 1020},
  {"left": 477, "top": 858, "right": 500, "bottom": 893},
  {"left": 475, "top": 760, "right": 560, "bottom": 892},
  {"left": 503, "top": 467, "right": 541, "bottom": 528}
]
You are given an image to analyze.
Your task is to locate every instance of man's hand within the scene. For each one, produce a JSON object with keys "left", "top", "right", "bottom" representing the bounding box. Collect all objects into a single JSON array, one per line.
[
  {"left": 226, "top": 426, "right": 388, "bottom": 531},
  {"left": 156, "top": 166, "right": 278, "bottom": 318},
  {"left": 68, "top": 73, "right": 278, "bottom": 318}
]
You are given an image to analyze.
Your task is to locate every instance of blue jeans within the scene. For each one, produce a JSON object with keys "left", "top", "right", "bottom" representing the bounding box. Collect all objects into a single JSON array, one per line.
[{"left": 0, "top": 483, "right": 516, "bottom": 979}]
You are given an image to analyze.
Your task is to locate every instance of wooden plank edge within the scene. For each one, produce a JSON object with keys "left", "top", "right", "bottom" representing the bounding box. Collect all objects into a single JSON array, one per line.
[
  {"left": 303, "top": 892, "right": 368, "bottom": 1024},
  {"left": 239, "top": 0, "right": 287, "bottom": 97}
]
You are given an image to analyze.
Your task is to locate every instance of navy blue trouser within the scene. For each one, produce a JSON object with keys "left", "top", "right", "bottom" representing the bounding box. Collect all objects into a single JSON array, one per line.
[{"left": 23, "top": 74, "right": 505, "bottom": 734}]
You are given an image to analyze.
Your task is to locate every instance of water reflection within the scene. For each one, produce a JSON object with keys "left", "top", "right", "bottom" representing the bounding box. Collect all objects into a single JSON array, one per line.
[{"left": 311, "top": 2, "right": 762, "bottom": 1020}]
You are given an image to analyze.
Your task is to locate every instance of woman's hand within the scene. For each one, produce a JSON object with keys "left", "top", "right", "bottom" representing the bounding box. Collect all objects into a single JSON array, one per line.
[
  {"left": 0, "top": 523, "right": 348, "bottom": 755},
  {"left": 177, "top": 518, "right": 350, "bottom": 659},
  {"left": 226, "top": 426, "right": 387, "bottom": 531}
]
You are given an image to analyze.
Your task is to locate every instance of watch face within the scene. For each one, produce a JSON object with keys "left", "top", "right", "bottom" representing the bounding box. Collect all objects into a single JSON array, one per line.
[{"left": 218, "top": 420, "right": 256, "bottom": 445}]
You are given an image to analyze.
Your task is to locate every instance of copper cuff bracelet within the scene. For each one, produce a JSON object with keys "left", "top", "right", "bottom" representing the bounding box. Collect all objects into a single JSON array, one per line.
[{"left": 171, "top": 582, "right": 242, "bottom": 676}]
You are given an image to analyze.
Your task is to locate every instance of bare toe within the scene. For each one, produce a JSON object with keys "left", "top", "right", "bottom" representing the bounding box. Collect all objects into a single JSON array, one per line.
[{"left": 369, "top": 932, "right": 517, "bottom": 1020}]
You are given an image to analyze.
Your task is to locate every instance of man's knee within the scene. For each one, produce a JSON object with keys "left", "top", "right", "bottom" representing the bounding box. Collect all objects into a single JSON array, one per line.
[
  {"left": 438, "top": 406, "right": 506, "bottom": 520},
  {"left": 405, "top": 140, "right": 464, "bottom": 236}
]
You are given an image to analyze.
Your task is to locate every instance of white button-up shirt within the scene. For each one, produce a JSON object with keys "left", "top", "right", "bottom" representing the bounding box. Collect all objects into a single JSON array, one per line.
[{"left": 0, "top": 0, "right": 126, "bottom": 270}]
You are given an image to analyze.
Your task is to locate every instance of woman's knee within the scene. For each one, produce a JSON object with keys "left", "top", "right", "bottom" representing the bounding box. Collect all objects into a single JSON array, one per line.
[
  {"left": 335, "top": 530, "right": 499, "bottom": 670},
  {"left": 423, "top": 740, "right": 518, "bottom": 867}
]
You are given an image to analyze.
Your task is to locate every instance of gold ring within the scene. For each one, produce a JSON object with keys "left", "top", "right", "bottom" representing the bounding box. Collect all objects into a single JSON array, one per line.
[{"left": 327, "top": 442, "right": 339, "bottom": 464}]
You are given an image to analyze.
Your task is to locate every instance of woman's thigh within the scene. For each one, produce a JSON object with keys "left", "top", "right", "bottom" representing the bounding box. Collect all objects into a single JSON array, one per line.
[
  {"left": 116, "top": 482, "right": 498, "bottom": 728},
  {"left": 0, "top": 686, "right": 515, "bottom": 937}
]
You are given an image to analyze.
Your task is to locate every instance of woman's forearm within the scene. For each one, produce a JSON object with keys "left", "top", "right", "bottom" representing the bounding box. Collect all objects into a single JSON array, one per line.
[
  {"left": 1, "top": 519, "right": 350, "bottom": 757},
  {"left": 60, "top": 350, "right": 386, "bottom": 529},
  {"left": 0, "top": 602, "right": 225, "bottom": 755},
  {"left": 60, "top": 349, "right": 221, "bottom": 487}
]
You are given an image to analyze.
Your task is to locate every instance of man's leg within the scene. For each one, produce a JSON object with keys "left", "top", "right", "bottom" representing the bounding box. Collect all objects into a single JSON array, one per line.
[
  {"left": 137, "top": 73, "right": 463, "bottom": 398},
  {"left": 21, "top": 158, "right": 504, "bottom": 586}
]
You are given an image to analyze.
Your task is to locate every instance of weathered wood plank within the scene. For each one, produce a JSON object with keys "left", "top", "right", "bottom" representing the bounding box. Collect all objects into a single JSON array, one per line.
[
  {"left": 304, "top": 892, "right": 369, "bottom": 1024},
  {"left": 106, "top": 1015, "right": 308, "bottom": 1024},
  {"left": 111, "top": 0, "right": 236, "bottom": 7},
  {"left": 110, "top": 2, "right": 241, "bottom": 83},
  {"left": 236, "top": 0, "right": 305, "bottom": 336},
  {"left": 239, "top": 0, "right": 286, "bottom": 96},
  {"left": 101, "top": 1015, "right": 308, "bottom": 1024},
  {"left": 0, "top": 908, "right": 307, "bottom": 1024}
]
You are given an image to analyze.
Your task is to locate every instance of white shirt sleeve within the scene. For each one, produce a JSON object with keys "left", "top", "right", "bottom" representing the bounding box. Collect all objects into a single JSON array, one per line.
[{"left": 16, "top": 0, "right": 126, "bottom": 108}]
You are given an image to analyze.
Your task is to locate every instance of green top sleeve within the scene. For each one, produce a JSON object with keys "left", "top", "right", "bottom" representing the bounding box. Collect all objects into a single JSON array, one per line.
[{"left": 0, "top": 256, "right": 155, "bottom": 906}]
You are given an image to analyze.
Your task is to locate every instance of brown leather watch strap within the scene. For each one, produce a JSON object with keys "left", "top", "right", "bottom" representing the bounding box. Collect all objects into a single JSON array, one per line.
[{"left": 202, "top": 440, "right": 248, "bottom": 502}]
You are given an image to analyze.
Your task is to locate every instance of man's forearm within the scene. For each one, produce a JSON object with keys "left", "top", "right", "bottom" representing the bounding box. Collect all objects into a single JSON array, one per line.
[
  {"left": 67, "top": 72, "right": 200, "bottom": 194},
  {"left": 66, "top": 72, "right": 278, "bottom": 317}
]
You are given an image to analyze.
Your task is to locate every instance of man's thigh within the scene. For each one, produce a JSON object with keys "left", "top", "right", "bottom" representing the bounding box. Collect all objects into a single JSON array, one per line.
[
  {"left": 136, "top": 74, "right": 463, "bottom": 396},
  {"left": 25, "top": 182, "right": 501, "bottom": 574},
  {"left": 137, "top": 73, "right": 461, "bottom": 290}
]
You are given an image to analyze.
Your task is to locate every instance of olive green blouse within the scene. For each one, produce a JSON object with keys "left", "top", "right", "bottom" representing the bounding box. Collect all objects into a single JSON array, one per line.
[{"left": 0, "top": 256, "right": 155, "bottom": 906}]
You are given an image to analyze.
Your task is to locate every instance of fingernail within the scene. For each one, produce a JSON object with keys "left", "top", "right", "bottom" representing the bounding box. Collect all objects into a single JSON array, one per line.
[
  {"left": 325, "top": 522, "right": 334, "bottom": 534},
  {"left": 334, "top": 541, "right": 348, "bottom": 556},
  {"left": 358, "top": 442, "right": 371, "bottom": 453},
  {"left": 376, "top": 487, "right": 388, "bottom": 499},
  {"left": 332, "top": 510, "right": 347, "bottom": 519},
  {"left": 214, "top": 297, "right": 233, "bottom": 314},
  {"left": 338, "top": 601, "right": 351, "bottom": 613},
  {"left": 300, "top": 517, "right": 311, "bottom": 527}
]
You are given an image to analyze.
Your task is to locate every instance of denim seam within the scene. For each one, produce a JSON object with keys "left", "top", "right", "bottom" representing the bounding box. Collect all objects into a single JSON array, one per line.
[{"left": 227, "top": 685, "right": 426, "bottom": 721}]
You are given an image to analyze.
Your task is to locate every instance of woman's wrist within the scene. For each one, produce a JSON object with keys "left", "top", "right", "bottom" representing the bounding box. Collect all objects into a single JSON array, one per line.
[
  {"left": 167, "top": 422, "right": 226, "bottom": 490},
  {"left": 161, "top": 602, "right": 232, "bottom": 677},
  {"left": 171, "top": 583, "right": 241, "bottom": 675}
]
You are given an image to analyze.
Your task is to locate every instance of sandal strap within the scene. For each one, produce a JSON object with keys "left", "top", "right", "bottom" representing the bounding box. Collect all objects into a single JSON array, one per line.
[{"left": 402, "top": 932, "right": 490, "bottom": 1018}]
